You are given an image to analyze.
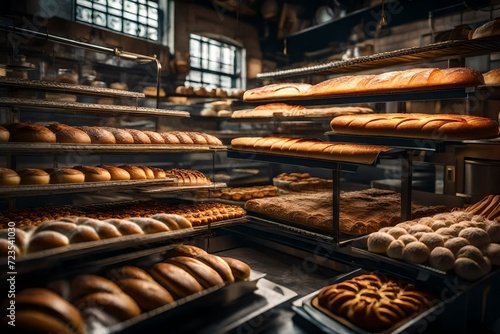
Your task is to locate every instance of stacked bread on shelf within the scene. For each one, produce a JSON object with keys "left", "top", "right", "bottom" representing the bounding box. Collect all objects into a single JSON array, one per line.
[
  {"left": 0, "top": 122, "right": 223, "bottom": 146},
  {"left": 315, "top": 273, "right": 434, "bottom": 332},
  {"left": 4, "top": 245, "right": 251, "bottom": 333},
  {"left": 231, "top": 103, "right": 373, "bottom": 118},
  {"left": 273, "top": 172, "right": 333, "bottom": 192},
  {"left": 243, "top": 67, "right": 484, "bottom": 101},
  {"left": 207, "top": 185, "right": 279, "bottom": 201},
  {"left": 164, "top": 168, "right": 212, "bottom": 186},
  {"left": 365, "top": 204, "right": 500, "bottom": 281}
]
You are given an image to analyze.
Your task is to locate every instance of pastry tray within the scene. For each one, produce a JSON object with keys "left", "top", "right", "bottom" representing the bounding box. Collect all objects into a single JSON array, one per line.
[
  {"left": 291, "top": 268, "right": 451, "bottom": 334},
  {"left": 0, "top": 178, "right": 176, "bottom": 198},
  {"left": 0, "top": 142, "right": 227, "bottom": 154},
  {"left": 6, "top": 217, "right": 248, "bottom": 276},
  {"left": 0, "top": 97, "right": 190, "bottom": 117},
  {"left": 0, "top": 77, "right": 145, "bottom": 98}
]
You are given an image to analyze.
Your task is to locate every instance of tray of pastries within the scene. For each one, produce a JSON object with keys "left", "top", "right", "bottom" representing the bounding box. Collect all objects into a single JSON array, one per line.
[{"left": 292, "top": 269, "right": 442, "bottom": 334}]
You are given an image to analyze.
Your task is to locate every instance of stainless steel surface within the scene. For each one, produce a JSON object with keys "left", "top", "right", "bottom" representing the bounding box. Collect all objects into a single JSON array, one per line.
[
  {"left": 464, "top": 159, "right": 500, "bottom": 197},
  {"left": 0, "top": 77, "right": 145, "bottom": 98},
  {"left": 0, "top": 97, "right": 190, "bottom": 117}
]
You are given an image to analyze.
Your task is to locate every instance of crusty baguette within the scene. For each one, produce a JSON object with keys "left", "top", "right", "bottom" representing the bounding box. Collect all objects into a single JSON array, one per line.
[
  {"left": 243, "top": 82, "right": 312, "bottom": 101},
  {"left": 330, "top": 113, "right": 499, "bottom": 140},
  {"left": 483, "top": 68, "right": 500, "bottom": 85}
]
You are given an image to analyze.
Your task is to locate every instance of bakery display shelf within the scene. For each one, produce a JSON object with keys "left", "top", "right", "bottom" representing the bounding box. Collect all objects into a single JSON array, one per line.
[
  {"left": 291, "top": 268, "right": 460, "bottom": 334},
  {"left": 139, "top": 182, "right": 227, "bottom": 194},
  {"left": 5, "top": 216, "right": 248, "bottom": 276},
  {"left": 227, "top": 115, "right": 335, "bottom": 123},
  {"left": 227, "top": 147, "right": 405, "bottom": 169},
  {"left": 0, "top": 97, "right": 190, "bottom": 118},
  {"left": 0, "top": 142, "right": 226, "bottom": 154},
  {"left": 0, "top": 178, "right": 176, "bottom": 198},
  {"left": 0, "top": 77, "right": 145, "bottom": 98},
  {"left": 257, "top": 38, "right": 500, "bottom": 79}
]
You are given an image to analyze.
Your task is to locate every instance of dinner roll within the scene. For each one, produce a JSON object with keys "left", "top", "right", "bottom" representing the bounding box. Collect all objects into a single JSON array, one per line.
[
  {"left": 0, "top": 167, "right": 20, "bottom": 185},
  {"left": 444, "top": 237, "right": 470, "bottom": 256},
  {"left": 386, "top": 239, "right": 405, "bottom": 259},
  {"left": 486, "top": 223, "right": 500, "bottom": 243},
  {"left": 97, "top": 165, "right": 131, "bottom": 181},
  {"left": 419, "top": 233, "right": 445, "bottom": 251},
  {"left": 367, "top": 232, "right": 395, "bottom": 253},
  {"left": 17, "top": 168, "right": 50, "bottom": 185},
  {"left": 429, "top": 246, "right": 455, "bottom": 271},
  {"left": 68, "top": 225, "right": 101, "bottom": 244},
  {"left": 107, "top": 265, "right": 154, "bottom": 282},
  {"left": 165, "top": 244, "right": 208, "bottom": 258},
  {"left": 150, "top": 167, "right": 167, "bottom": 179},
  {"left": 45, "top": 168, "right": 85, "bottom": 184},
  {"left": 398, "top": 234, "right": 419, "bottom": 245},
  {"left": 458, "top": 227, "right": 490, "bottom": 248},
  {"left": 482, "top": 243, "right": 500, "bottom": 265},
  {"left": 403, "top": 241, "right": 430, "bottom": 264},
  {"left": 127, "top": 217, "right": 169, "bottom": 233},
  {"left": 386, "top": 227, "right": 407, "bottom": 239},
  {"left": 73, "top": 165, "right": 112, "bottom": 182},
  {"left": 75, "top": 291, "right": 141, "bottom": 322}
]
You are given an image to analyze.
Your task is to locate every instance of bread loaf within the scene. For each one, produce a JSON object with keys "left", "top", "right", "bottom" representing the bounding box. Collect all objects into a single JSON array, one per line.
[
  {"left": 142, "top": 130, "right": 165, "bottom": 144},
  {"left": 483, "top": 68, "right": 500, "bottom": 85},
  {"left": 48, "top": 123, "right": 92, "bottom": 144},
  {"left": 115, "top": 278, "right": 175, "bottom": 311},
  {"left": 124, "top": 128, "right": 151, "bottom": 144},
  {"left": 330, "top": 113, "right": 499, "bottom": 140},
  {"left": 17, "top": 168, "right": 50, "bottom": 185},
  {"left": 5, "top": 123, "right": 57, "bottom": 143},
  {"left": 164, "top": 256, "right": 224, "bottom": 288},
  {"left": 77, "top": 126, "right": 116, "bottom": 144},
  {"left": 97, "top": 165, "right": 131, "bottom": 181},
  {"left": 0, "top": 125, "right": 9, "bottom": 142},
  {"left": 149, "top": 262, "right": 204, "bottom": 299},
  {"left": 102, "top": 127, "right": 135, "bottom": 144},
  {"left": 243, "top": 82, "right": 312, "bottom": 101},
  {"left": 0, "top": 167, "right": 20, "bottom": 185},
  {"left": 118, "top": 165, "right": 147, "bottom": 179},
  {"left": 73, "top": 165, "right": 112, "bottom": 182},
  {"left": 469, "top": 18, "right": 500, "bottom": 39}
]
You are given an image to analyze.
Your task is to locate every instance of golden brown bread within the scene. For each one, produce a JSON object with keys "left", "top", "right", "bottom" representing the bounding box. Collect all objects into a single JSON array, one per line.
[
  {"left": 45, "top": 168, "right": 85, "bottom": 184},
  {"left": 0, "top": 125, "right": 9, "bottom": 142},
  {"left": 104, "top": 218, "right": 145, "bottom": 235},
  {"left": 330, "top": 113, "right": 499, "bottom": 140},
  {"left": 115, "top": 278, "right": 175, "bottom": 311},
  {"left": 142, "top": 130, "right": 165, "bottom": 144},
  {"left": 118, "top": 165, "right": 147, "bottom": 179},
  {"left": 243, "top": 82, "right": 312, "bottom": 101},
  {"left": 220, "top": 256, "right": 251, "bottom": 281},
  {"left": 124, "top": 128, "right": 151, "bottom": 144},
  {"left": 17, "top": 168, "right": 50, "bottom": 185},
  {"left": 165, "top": 244, "right": 208, "bottom": 258},
  {"left": 127, "top": 217, "right": 170, "bottom": 233},
  {"left": 137, "top": 165, "right": 155, "bottom": 179},
  {"left": 106, "top": 265, "right": 155, "bottom": 282},
  {"left": 102, "top": 127, "right": 135, "bottom": 144},
  {"left": 159, "top": 132, "right": 181, "bottom": 144},
  {"left": 48, "top": 123, "right": 92, "bottom": 144},
  {"left": 0, "top": 167, "right": 20, "bottom": 186},
  {"left": 75, "top": 291, "right": 141, "bottom": 322},
  {"left": 470, "top": 18, "right": 500, "bottom": 39},
  {"left": 5, "top": 123, "right": 57, "bottom": 143},
  {"left": 149, "top": 262, "right": 204, "bottom": 299},
  {"left": 73, "top": 165, "right": 112, "bottom": 182},
  {"left": 77, "top": 126, "right": 116, "bottom": 144},
  {"left": 70, "top": 274, "right": 122, "bottom": 301},
  {"left": 150, "top": 213, "right": 193, "bottom": 230},
  {"left": 27, "top": 230, "right": 70, "bottom": 253},
  {"left": 195, "top": 254, "right": 235, "bottom": 283},
  {"left": 97, "top": 165, "right": 131, "bottom": 181},
  {"left": 164, "top": 256, "right": 224, "bottom": 288},
  {"left": 483, "top": 68, "right": 500, "bottom": 85}
]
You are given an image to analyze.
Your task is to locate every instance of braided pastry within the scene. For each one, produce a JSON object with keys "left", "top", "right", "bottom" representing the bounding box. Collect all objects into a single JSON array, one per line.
[{"left": 316, "top": 273, "right": 433, "bottom": 332}]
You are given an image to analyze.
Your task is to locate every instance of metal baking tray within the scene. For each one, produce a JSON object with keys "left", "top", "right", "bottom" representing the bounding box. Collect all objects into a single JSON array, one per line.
[
  {"left": 257, "top": 39, "right": 500, "bottom": 79},
  {"left": 0, "top": 142, "right": 226, "bottom": 154},
  {"left": 227, "top": 148, "right": 404, "bottom": 169},
  {"left": 0, "top": 178, "right": 176, "bottom": 198},
  {"left": 291, "top": 268, "right": 458, "bottom": 334},
  {"left": 0, "top": 97, "right": 190, "bottom": 117},
  {"left": 0, "top": 77, "right": 145, "bottom": 98}
]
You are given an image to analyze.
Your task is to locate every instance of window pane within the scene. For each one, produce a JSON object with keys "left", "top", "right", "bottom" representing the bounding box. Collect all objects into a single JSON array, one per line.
[
  {"left": 94, "top": 0, "right": 106, "bottom": 5},
  {"left": 148, "top": 7, "right": 158, "bottom": 19},
  {"left": 124, "top": 20, "right": 137, "bottom": 35},
  {"left": 76, "top": 0, "right": 92, "bottom": 7},
  {"left": 148, "top": 0, "right": 158, "bottom": 8},
  {"left": 93, "top": 11, "right": 106, "bottom": 26},
  {"left": 76, "top": 6, "right": 92, "bottom": 22},
  {"left": 148, "top": 27, "right": 158, "bottom": 41},
  {"left": 138, "top": 15, "right": 147, "bottom": 24},
  {"left": 137, "top": 24, "right": 147, "bottom": 37},
  {"left": 124, "top": 11, "right": 136, "bottom": 20},
  {"left": 109, "top": 0, "right": 122, "bottom": 9},
  {"left": 109, "top": 8, "right": 121, "bottom": 16},
  {"left": 108, "top": 15, "right": 122, "bottom": 31}
]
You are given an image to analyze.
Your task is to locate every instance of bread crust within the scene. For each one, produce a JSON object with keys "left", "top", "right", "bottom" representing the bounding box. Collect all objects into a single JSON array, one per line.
[
  {"left": 243, "top": 82, "right": 312, "bottom": 101},
  {"left": 0, "top": 167, "right": 20, "bottom": 185},
  {"left": 102, "top": 127, "right": 135, "bottom": 144},
  {"left": 77, "top": 126, "right": 116, "bottom": 144},
  {"left": 5, "top": 123, "right": 57, "bottom": 143},
  {"left": 124, "top": 128, "right": 152, "bottom": 144},
  {"left": 149, "top": 262, "right": 204, "bottom": 299}
]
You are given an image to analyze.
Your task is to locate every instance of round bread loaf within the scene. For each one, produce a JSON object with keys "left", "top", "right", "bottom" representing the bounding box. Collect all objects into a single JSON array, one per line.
[
  {"left": 70, "top": 274, "right": 122, "bottom": 301},
  {"left": 124, "top": 128, "right": 151, "bottom": 144},
  {"left": 151, "top": 213, "right": 192, "bottom": 230},
  {"left": 47, "top": 123, "right": 92, "bottom": 144},
  {"left": 419, "top": 233, "right": 445, "bottom": 251},
  {"left": 456, "top": 245, "right": 486, "bottom": 264},
  {"left": 138, "top": 165, "right": 155, "bottom": 179},
  {"left": 34, "top": 221, "right": 78, "bottom": 235},
  {"left": 72, "top": 165, "right": 112, "bottom": 182},
  {"left": 367, "top": 232, "right": 395, "bottom": 253},
  {"left": 97, "top": 165, "right": 131, "bottom": 181},
  {"left": 127, "top": 217, "right": 169, "bottom": 233},
  {"left": 77, "top": 218, "right": 122, "bottom": 239},
  {"left": 13, "top": 288, "right": 84, "bottom": 334},
  {"left": 150, "top": 167, "right": 166, "bottom": 179},
  {"left": 0, "top": 239, "right": 19, "bottom": 257},
  {"left": 195, "top": 254, "right": 235, "bottom": 283},
  {"left": 149, "top": 262, "right": 204, "bottom": 299},
  {"left": 458, "top": 227, "right": 490, "bottom": 248},
  {"left": 430, "top": 220, "right": 448, "bottom": 231},
  {"left": 171, "top": 131, "right": 194, "bottom": 144},
  {"left": 0, "top": 125, "right": 9, "bottom": 142},
  {"left": 220, "top": 256, "right": 251, "bottom": 281},
  {"left": 68, "top": 225, "right": 101, "bottom": 244},
  {"left": 0, "top": 228, "right": 28, "bottom": 253},
  {"left": 75, "top": 291, "right": 141, "bottom": 322},
  {"left": 429, "top": 246, "right": 455, "bottom": 271},
  {"left": 386, "top": 239, "right": 405, "bottom": 259},
  {"left": 164, "top": 256, "right": 224, "bottom": 289},
  {"left": 409, "top": 224, "right": 433, "bottom": 235},
  {"left": 119, "top": 165, "right": 147, "bottom": 179},
  {"left": 46, "top": 168, "right": 85, "bottom": 184},
  {"left": 386, "top": 227, "right": 407, "bottom": 239},
  {"left": 483, "top": 243, "right": 500, "bottom": 265},
  {"left": 403, "top": 241, "right": 430, "bottom": 264},
  {"left": 444, "top": 237, "right": 470, "bottom": 256},
  {"left": 6, "top": 123, "right": 57, "bottom": 143},
  {"left": 159, "top": 132, "right": 181, "bottom": 144},
  {"left": 107, "top": 265, "right": 154, "bottom": 282},
  {"left": 398, "top": 234, "right": 419, "bottom": 245},
  {"left": 104, "top": 218, "right": 144, "bottom": 235},
  {"left": 435, "top": 227, "right": 458, "bottom": 238},
  {"left": 27, "top": 230, "right": 69, "bottom": 253},
  {"left": 486, "top": 223, "right": 500, "bottom": 243},
  {"left": 102, "top": 127, "right": 135, "bottom": 144},
  {"left": 77, "top": 126, "right": 116, "bottom": 144},
  {"left": 116, "top": 278, "right": 175, "bottom": 311},
  {"left": 0, "top": 167, "right": 20, "bottom": 185},
  {"left": 454, "top": 257, "right": 489, "bottom": 281},
  {"left": 17, "top": 168, "right": 50, "bottom": 185},
  {"left": 142, "top": 130, "right": 165, "bottom": 144},
  {"left": 165, "top": 244, "right": 208, "bottom": 258}
]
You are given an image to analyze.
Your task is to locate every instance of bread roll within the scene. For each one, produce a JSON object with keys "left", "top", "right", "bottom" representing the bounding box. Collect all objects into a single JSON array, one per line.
[
  {"left": 27, "top": 230, "right": 69, "bottom": 253},
  {"left": 70, "top": 274, "right": 122, "bottom": 301},
  {"left": 0, "top": 167, "right": 20, "bottom": 185},
  {"left": 200, "top": 133, "right": 223, "bottom": 146},
  {"left": 104, "top": 218, "right": 144, "bottom": 235},
  {"left": 72, "top": 165, "right": 112, "bottom": 182},
  {"left": 102, "top": 127, "right": 135, "bottom": 144},
  {"left": 165, "top": 244, "right": 208, "bottom": 258},
  {"left": 68, "top": 225, "right": 101, "bottom": 243},
  {"left": 367, "top": 232, "right": 395, "bottom": 253},
  {"left": 75, "top": 291, "right": 141, "bottom": 322},
  {"left": 164, "top": 256, "right": 224, "bottom": 288},
  {"left": 151, "top": 214, "right": 192, "bottom": 230},
  {"left": 0, "top": 228, "right": 28, "bottom": 253},
  {"left": 220, "top": 256, "right": 251, "bottom": 281},
  {"left": 124, "top": 128, "right": 151, "bottom": 144},
  {"left": 45, "top": 168, "right": 85, "bottom": 184},
  {"left": 483, "top": 68, "right": 500, "bottom": 85},
  {"left": 13, "top": 288, "right": 84, "bottom": 334},
  {"left": 149, "top": 262, "right": 204, "bottom": 299},
  {"left": 137, "top": 165, "right": 155, "bottom": 179},
  {"left": 195, "top": 254, "right": 235, "bottom": 283},
  {"left": 116, "top": 278, "right": 175, "bottom": 311},
  {"left": 171, "top": 131, "right": 194, "bottom": 144},
  {"left": 186, "top": 132, "right": 208, "bottom": 145},
  {"left": 17, "top": 168, "right": 50, "bottom": 185},
  {"left": 150, "top": 167, "right": 166, "bottom": 179},
  {"left": 482, "top": 243, "right": 500, "bottom": 265},
  {"left": 486, "top": 223, "right": 500, "bottom": 243},
  {"left": 398, "top": 234, "right": 419, "bottom": 245},
  {"left": 0, "top": 125, "right": 9, "bottom": 142},
  {"left": 77, "top": 126, "right": 116, "bottom": 144},
  {"left": 243, "top": 82, "right": 312, "bottom": 101},
  {"left": 454, "top": 257, "right": 489, "bottom": 281},
  {"left": 5, "top": 123, "right": 57, "bottom": 143},
  {"left": 159, "top": 132, "right": 181, "bottom": 144},
  {"left": 34, "top": 221, "right": 78, "bottom": 235},
  {"left": 118, "top": 165, "right": 147, "bottom": 179},
  {"left": 444, "top": 236, "right": 470, "bottom": 256},
  {"left": 419, "top": 232, "right": 445, "bottom": 251},
  {"left": 107, "top": 265, "right": 155, "bottom": 282},
  {"left": 429, "top": 246, "right": 455, "bottom": 271},
  {"left": 142, "top": 130, "right": 165, "bottom": 144},
  {"left": 458, "top": 227, "right": 490, "bottom": 248},
  {"left": 386, "top": 227, "right": 407, "bottom": 239},
  {"left": 127, "top": 217, "right": 170, "bottom": 233},
  {"left": 47, "top": 123, "right": 92, "bottom": 144},
  {"left": 97, "top": 165, "right": 131, "bottom": 181},
  {"left": 77, "top": 218, "right": 122, "bottom": 239},
  {"left": 386, "top": 239, "right": 405, "bottom": 259},
  {"left": 470, "top": 18, "right": 500, "bottom": 39},
  {"left": 403, "top": 241, "right": 430, "bottom": 264}
]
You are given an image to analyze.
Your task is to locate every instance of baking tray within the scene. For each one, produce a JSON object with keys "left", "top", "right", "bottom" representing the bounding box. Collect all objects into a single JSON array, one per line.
[
  {"left": 0, "top": 142, "right": 226, "bottom": 154},
  {"left": 0, "top": 77, "right": 145, "bottom": 98},
  {"left": 0, "top": 178, "right": 176, "bottom": 198},
  {"left": 291, "top": 268, "right": 452, "bottom": 334},
  {"left": 0, "top": 97, "right": 190, "bottom": 117}
]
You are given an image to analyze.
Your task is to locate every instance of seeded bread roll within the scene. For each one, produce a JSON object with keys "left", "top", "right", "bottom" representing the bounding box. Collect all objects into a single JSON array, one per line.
[
  {"left": 142, "top": 130, "right": 165, "bottom": 144},
  {"left": 149, "top": 262, "right": 204, "bottom": 299},
  {"left": 73, "top": 165, "right": 112, "bottom": 182},
  {"left": 102, "top": 127, "right": 135, "bottom": 144},
  {"left": 0, "top": 125, "right": 9, "bottom": 142},
  {"left": 17, "top": 168, "right": 50, "bottom": 185},
  {"left": 47, "top": 123, "right": 92, "bottom": 144},
  {"left": 97, "top": 165, "right": 131, "bottom": 181},
  {"left": 124, "top": 128, "right": 151, "bottom": 144},
  {"left": 77, "top": 126, "right": 116, "bottom": 144},
  {"left": 0, "top": 167, "right": 20, "bottom": 185},
  {"left": 5, "top": 122, "right": 57, "bottom": 143}
]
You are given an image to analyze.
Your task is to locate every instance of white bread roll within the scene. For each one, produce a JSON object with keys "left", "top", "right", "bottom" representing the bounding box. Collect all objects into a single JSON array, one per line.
[
  {"left": 429, "top": 246, "right": 455, "bottom": 271},
  {"left": 402, "top": 241, "right": 430, "bottom": 264},
  {"left": 367, "top": 232, "right": 395, "bottom": 253}
]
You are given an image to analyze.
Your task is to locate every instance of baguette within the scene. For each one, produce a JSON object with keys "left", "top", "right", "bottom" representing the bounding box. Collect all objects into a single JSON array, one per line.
[{"left": 243, "top": 82, "right": 312, "bottom": 101}]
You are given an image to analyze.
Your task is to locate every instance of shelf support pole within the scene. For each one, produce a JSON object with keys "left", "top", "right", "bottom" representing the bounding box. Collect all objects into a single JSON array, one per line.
[
  {"left": 401, "top": 151, "right": 413, "bottom": 221},
  {"left": 332, "top": 164, "right": 341, "bottom": 244}
]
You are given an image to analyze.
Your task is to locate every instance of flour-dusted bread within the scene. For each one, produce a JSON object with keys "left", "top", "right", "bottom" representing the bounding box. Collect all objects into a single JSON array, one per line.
[
  {"left": 330, "top": 113, "right": 499, "bottom": 140},
  {"left": 243, "top": 82, "right": 312, "bottom": 101}
]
